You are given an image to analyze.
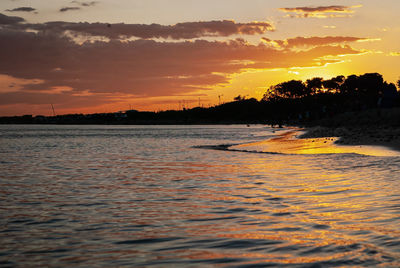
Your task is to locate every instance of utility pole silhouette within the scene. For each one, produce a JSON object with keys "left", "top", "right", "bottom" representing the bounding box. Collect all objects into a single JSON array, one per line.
[
  {"left": 218, "top": 94, "right": 223, "bottom": 105},
  {"left": 51, "top": 104, "right": 56, "bottom": 116}
]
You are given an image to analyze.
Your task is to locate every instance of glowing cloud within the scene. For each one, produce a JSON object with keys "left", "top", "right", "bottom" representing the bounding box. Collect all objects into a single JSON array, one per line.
[
  {"left": 323, "top": 26, "right": 337, "bottom": 29},
  {"left": 0, "top": 13, "right": 375, "bottom": 113},
  {"left": 279, "top": 5, "right": 362, "bottom": 18},
  {"left": 262, "top": 36, "right": 366, "bottom": 48},
  {"left": 0, "top": 29, "right": 364, "bottom": 103}
]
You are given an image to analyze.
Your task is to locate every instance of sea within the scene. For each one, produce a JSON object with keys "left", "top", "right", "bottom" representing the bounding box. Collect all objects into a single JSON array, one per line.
[{"left": 1, "top": 124, "right": 400, "bottom": 267}]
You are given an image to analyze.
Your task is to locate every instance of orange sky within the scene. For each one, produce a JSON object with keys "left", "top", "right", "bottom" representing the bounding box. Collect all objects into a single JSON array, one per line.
[{"left": 0, "top": 0, "right": 399, "bottom": 116}]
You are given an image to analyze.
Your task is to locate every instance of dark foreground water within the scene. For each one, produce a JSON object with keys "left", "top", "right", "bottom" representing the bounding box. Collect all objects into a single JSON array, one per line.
[{"left": 1, "top": 125, "right": 400, "bottom": 267}]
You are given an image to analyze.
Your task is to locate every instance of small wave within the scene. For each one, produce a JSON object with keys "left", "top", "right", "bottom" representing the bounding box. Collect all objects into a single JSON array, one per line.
[
  {"left": 115, "top": 237, "right": 182, "bottom": 245},
  {"left": 193, "top": 144, "right": 283, "bottom": 155},
  {"left": 26, "top": 218, "right": 66, "bottom": 226},
  {"left": 192, "top": 144, "right": 237, "bottom": 150},
  {"left": 187, "top": 216, "right": 240, "bottom": 222},
  {"left": 312, "top": 224, "right": 331, "bottom": 230},
  {"left": 195, "top": 142, "right": 389, "bottom": 157},
  {"left": 24, "top": 248, "right": 71, "bottom": 255},
  {"left": 208, "top": 238, "right": 283, "bottom": 249}
]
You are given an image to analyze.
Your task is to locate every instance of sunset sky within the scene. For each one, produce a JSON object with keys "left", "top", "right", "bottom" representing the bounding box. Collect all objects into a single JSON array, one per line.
[{"left": 1, "top": 0, "right": 399, "bottom": 116}]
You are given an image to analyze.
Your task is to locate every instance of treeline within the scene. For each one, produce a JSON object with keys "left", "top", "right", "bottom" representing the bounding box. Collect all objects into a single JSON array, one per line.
[
  {"left": 258, "top": 72, "right": 400, "bottom": 125},
  {"left": 263, "top": 73, "right": 398, "bottom": 102},
  {"left": 1, "top": 72, "right": 399, "bottom": 125}
]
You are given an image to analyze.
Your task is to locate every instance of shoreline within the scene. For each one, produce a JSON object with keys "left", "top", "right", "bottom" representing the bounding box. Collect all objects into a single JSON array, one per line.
[
  {"left": 299, "top": 126, "right": 400, "bottom": 152},
  {"left": 295, "top": 107, "right": 400, "bottom": 152},
  {"left": 231, "top": 127, "right": 400, "bottom": 157},
  {"left": 2, "top": 122, "right": 400, "bottom": 154}
]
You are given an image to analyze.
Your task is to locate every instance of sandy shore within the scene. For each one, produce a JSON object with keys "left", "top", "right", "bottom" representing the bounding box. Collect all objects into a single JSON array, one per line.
[
  {"left": 299, "top": 126, "right": 400, "bottom": 152},
  {"left": 230, "top": 128, "right": 400, "bottom": 157},
  {"left": 294, "top": 107, "right": 400, "bottom": 152}
]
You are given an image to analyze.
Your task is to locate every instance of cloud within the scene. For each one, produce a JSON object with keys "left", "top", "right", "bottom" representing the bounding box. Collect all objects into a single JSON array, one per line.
[
  {"left": 71, "top": 1, "right": 98, "bottom": 7},
  {"left": 0, "top": 29, "right": 363, "bottom": 99},
  {"left": 280, "top": 6, "right": 354, "bottom": 13},
  {"left": 0, "top": 13, "right": 24, "bottom": 24},
  {"left": 19, "top": 20, "right": 274, "bottom": 40},
  {"left": 59, "top": 7, "right": 81, "bottom": 12},
  {"left": 0, "top": 90, "right": 106, "bottom": 106},
  {"left": 5, "top": 7, "right": 36, "bottom": 12},
  {"left": 0, "top": 17, "right": 367, "bottom": 111},
  {"left": 389, "top": 52, "right": 400, "bottom": 56},
  {"left": 262, "top": 36, "right": 367, "bottom": 48},
  {"left": 279, "top": 5, "right": 361, "bottom": 18}
]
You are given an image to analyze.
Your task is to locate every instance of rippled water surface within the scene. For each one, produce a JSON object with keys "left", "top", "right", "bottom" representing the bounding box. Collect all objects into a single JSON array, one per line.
[{"left": 1, "top": 125, "right": 400, "bottom": 267}]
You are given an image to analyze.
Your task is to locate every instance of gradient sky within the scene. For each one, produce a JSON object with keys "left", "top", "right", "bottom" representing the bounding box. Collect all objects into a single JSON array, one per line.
[{"left": 1, "top": 0, "right": 399, "bottom": 116}]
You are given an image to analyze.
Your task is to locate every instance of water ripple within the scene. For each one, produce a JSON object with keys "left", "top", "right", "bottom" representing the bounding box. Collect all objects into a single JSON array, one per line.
[{"left": 1, "top": 125, "right": 400, "bottom": 266}]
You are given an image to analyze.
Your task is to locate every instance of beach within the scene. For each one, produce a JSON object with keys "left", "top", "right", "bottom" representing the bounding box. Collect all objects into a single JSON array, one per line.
[
  {"left": 299, "top": 126, "right": 400, "bottom": 151},
  {"left": 231, "top": 127, "right": 400, "bottom": 157},
  {"left": 287, "top": 107, "right": 400, "bottom": 152}
]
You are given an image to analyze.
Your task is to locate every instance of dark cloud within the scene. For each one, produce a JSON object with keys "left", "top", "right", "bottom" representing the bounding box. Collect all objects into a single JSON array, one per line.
[
  {"left": 280, "top": 6, "right": 352, "bottom": 13},
  {"left": 59, "top": 7, "right": 81, "bottom": 12},
  {"left": 0, "top": 12, "right": 273, "bottom": 40},
  {"left": 71, "top": 1, "right": 98, "bottom": 7},
  {"left": 19, "top": 20, "right": 273, "bottom": 40},
  {"left": 0, "top": 13, "right": 24, "bottom": 24},
  {"left": 279, "top": 5, "right": 361, "bottom": 18},
  {"left": 5, "top": 7, "right": 36, "bottom": 12}
]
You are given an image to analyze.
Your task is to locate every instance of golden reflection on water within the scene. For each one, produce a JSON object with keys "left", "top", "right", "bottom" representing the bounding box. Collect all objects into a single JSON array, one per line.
[
  {"left": 168, "top": 139, "right": 400, "bottom": 265},
  {"left": 233, "top": 130, "right": 400, "bottom": 157}
]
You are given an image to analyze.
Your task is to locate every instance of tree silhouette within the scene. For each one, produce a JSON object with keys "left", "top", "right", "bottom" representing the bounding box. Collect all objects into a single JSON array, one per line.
[
  {"left": 358, "top": 73, "right": 383, "bottom": 96},
  {"left": 234, "top": 95, "right": 246, "bottom": 101},
  {"left": 259, "top": 72, "right": 399, "bottom": 123},
  {"left": 263, "top": 80, "right": 307, "bottom": 100},
  {"left": 322, "top": 75, "right": 344, "bottom": 93},
  {"left": 340, "top": 74, "right": 359, "bottom": 94},
  {"left": 381, "top": 82, "right": 398, "bottom": 108},
  {"left": 306, "top": 77, "right": 323, "bottom": 94}
]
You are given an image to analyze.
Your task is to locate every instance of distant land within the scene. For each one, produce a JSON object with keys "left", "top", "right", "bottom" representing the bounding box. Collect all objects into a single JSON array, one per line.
[{"left": 1, "top": 72, "right": 400, "bottom": 128}]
